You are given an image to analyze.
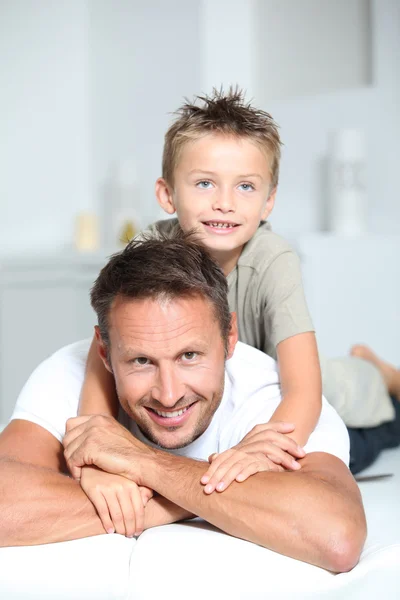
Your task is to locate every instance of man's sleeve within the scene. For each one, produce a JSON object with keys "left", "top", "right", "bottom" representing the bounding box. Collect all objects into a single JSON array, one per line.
[
  {"left": 303, "top": 398, "right": 350, "bottom": 466},
  {"left": 10, "top": 340, "right": 89, "bottom": 442}
]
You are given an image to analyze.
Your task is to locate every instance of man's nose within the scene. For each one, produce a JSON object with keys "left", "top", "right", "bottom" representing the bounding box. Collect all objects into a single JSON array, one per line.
[
  {"left": 151, "top": 364, "right": 186, "bottom": 407},
  {"left": 212, "top": 188, "right": 236, "bottom": 213}
]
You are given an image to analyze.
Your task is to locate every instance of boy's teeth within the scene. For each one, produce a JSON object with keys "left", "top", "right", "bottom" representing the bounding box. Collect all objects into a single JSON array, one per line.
[
  {"left": 154, "top": 407, "right": 189, "bottom": 418},
  {"left": 208, "top": 222, "right": 235, "bottom": 228}
]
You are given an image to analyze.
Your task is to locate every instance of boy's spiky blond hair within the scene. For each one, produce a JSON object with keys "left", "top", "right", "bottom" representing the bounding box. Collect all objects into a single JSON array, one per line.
[{"left": 162, "top": 87, "right": 282, "bottom": 189}]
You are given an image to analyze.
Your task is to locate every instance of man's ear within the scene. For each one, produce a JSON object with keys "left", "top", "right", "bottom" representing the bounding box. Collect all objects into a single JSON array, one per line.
[
  {"left": 94, "top": 326, "right": 113, "bottom": 373},
  {"left": 155, "top": 178, "right": 176, "bottom": 215},
  {"left": 226, "top": 312, "right": 239, "bottom": 360},
  {"left": 261, "top": 187, "right": 277, "bottom": 221}
]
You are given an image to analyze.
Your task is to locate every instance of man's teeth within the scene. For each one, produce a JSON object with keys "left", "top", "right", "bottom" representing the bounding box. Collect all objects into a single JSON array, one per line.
[
  {"left": 207, "top": 222, "right": 235, "bottom": 228},
  {"left": 154, "top": 407, "right": 189, "bottom": 418}
]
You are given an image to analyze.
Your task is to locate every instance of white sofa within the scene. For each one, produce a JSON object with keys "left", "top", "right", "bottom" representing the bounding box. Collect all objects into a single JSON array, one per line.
[{"left": 0, "top": 447, "right": 399, "bottom": 600}]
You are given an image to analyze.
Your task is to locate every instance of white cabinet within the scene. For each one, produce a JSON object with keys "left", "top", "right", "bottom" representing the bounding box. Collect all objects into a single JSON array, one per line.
[{"left": 0, "top": 253, "right": 108, "bottom": 423}]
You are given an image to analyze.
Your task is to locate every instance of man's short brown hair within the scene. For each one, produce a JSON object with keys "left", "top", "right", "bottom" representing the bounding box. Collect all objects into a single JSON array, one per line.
[
  {"left": 90, "top": 227, "right": 231, "bottom": 353},
  {"left": 162, "top": 87, "right": 282, "bottom": 190}
]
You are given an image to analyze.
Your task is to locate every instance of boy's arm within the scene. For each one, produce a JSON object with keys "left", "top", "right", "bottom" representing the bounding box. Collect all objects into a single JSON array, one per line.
[
  {"left": 79, "top": 335, "right": 119, "bottom": 417},
  {"left": 273, "top": 331, "right": 322, "bottom": 446},
  {"left": 0, "top": 420, "right": 191, "bottom": 547}
]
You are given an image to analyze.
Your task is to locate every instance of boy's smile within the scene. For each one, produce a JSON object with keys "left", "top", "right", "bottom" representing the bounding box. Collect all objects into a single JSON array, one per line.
[{"left": 156, "top": 133, "right": 276, "bottom": 275}]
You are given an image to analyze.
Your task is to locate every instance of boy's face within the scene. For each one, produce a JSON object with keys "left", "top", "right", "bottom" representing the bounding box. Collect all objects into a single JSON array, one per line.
[{"left": 156, "top": 133, "right": 276, "bottom": 264}]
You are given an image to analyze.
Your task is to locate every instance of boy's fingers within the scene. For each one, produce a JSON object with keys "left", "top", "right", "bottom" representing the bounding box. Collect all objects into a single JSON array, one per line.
[
  {"left": 263, "top": 446, "right": 301, "bottom": 470},
  {"left": 203, "top": 454, "right": 247, "bottom": 493},
  {"left": 131, "top": 486, "right": 145, "bottom": 536},
  {"left": 236, "top": 459, "right": 284, "bottom": 482},
  {"left": 90, "top": 491, "right": 115, "bottom": 534},
  {"left": 201, "top": 450, "right": 235, "bottom": 485},
  {"left": 106, "top": 494, "right": 126, "bottom": 536},
  {"left": 116, "top": 489, "right": 136, "bottom": 538},
  {"left": 243, "top": 422, "right": 295, "bottom": 441},
  {"left": 238, "top": 432, "right": 305, "bottom": 458},
  {"left": 214, "top": 461, "right": 255, "bottom": 491}
]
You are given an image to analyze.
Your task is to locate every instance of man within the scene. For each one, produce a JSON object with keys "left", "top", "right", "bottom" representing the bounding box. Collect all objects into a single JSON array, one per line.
[{"left": 0, "top": 230, "right": 366, "bottom": 572}]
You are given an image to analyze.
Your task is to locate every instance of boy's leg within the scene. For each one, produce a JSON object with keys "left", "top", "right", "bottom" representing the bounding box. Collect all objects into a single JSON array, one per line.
[
  {"left": 347, "top": 396, "right": 400, "bottom": 474},
  {"left": 350, "top": 345, "right": 400, "bottom": 401}
]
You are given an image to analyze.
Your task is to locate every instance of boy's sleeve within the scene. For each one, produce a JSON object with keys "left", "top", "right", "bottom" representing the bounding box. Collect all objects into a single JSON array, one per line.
[{"left": 260, "top": 250, "right": 315, "bottom": 353}]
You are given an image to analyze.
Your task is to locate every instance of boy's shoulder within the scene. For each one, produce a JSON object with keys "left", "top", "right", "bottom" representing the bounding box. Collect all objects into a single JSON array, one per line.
[
  {"left": 238, "top": 222, "right": 298, "bottom": 271},
  {"left": 146, "top": 217, "right": 180, "bottom": 237}
]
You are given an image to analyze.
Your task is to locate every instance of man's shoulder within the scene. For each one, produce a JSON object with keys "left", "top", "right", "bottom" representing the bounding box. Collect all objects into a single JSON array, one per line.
[
  {"left": 239, "top": 222, "right": 297, "bottom": 271},
  {"left": 49, "top": 339, "right": 91, "bottom": 366},
  {"left": 226, "top": 342, "right": 279, "bottom": 388}
]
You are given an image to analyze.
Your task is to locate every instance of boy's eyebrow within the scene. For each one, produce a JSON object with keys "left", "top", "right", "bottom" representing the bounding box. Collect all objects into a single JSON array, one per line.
[{"left": 189, "top": 169, "right": 263, "bottom": 180}]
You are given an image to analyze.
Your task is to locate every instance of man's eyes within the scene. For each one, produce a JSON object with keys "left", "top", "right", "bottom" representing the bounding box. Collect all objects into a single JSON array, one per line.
[
  {"left": 131, "top": 353, "right": 198, "bottom": 365},
  {"left": 182, "top": 351, "right": 198, "bottom": 361},
  {"left": 133, "top": 357, "right": 150, "bottom": 366}
]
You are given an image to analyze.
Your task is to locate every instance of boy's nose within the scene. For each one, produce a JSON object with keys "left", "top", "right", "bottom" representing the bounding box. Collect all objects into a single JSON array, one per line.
[
  {"left": 151, "top": 364, "right": 186, "bottom": 408},
  {"left": 212, "top": 190, "right": 236, "bottom": 213}
]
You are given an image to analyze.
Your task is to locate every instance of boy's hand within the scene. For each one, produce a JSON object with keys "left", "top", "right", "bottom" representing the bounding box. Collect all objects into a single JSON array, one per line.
[
  {"left": 200, "top": 421, "right": 306, "bottom": 494},
  {"left": 80, "top": 465, "right": 153, "bottom": 537}
]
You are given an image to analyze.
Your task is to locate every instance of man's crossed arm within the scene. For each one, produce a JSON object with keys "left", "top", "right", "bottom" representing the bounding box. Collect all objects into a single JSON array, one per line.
[{"left": 0, "top": 416, "right": 366, "bottom": 573}]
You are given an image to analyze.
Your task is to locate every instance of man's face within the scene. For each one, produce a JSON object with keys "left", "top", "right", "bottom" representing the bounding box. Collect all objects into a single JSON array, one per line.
[
  {"left": 99, "top": 295, "right": 237, "bottom": 449},
  {"left": 157, "top": 133, "right": 276, "bottom": 270}
]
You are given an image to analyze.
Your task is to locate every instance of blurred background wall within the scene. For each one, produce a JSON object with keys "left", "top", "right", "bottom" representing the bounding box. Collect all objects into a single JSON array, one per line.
[
  {"left": 0, "top": 0, "right": 399, "bottom": 420},
  {"left": 1, "top": 0, "right": 399, "bottom": 252}
]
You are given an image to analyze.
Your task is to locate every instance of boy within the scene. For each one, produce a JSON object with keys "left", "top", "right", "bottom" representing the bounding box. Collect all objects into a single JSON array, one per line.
[{"left": 79, "top": 89, "right": 397, "bottom": 533}]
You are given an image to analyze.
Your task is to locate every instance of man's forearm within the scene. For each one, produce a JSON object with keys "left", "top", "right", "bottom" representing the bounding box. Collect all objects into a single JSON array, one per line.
[
  {"left": 0, "top": 459, "right": 191, "bottom": 547},
  {"left": 0, "top": 458, "right": 104, "bottom": 546},
  {"left": 142, "top": 452, "right": 366, "bottom": 572}
]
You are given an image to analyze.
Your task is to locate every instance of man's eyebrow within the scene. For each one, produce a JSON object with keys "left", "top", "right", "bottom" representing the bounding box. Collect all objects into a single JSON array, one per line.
[{"left": 118, "top": 341, "right": 209, "bottom": 360}]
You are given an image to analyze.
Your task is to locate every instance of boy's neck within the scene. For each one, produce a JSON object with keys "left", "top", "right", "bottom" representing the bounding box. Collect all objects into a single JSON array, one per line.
[{"left": 210, "top": 246, "right": 244, "bottom": 277}]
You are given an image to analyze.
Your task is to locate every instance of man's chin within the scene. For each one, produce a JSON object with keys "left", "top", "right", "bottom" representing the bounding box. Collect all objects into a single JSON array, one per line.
[{"left": 138, "top": 423, "right": 206, "bottom": 450}]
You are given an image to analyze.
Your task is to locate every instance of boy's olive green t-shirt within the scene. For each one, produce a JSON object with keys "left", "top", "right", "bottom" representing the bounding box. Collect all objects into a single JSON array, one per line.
[{"left": 146, "top": 218, "right": 314, "bottom": 360}]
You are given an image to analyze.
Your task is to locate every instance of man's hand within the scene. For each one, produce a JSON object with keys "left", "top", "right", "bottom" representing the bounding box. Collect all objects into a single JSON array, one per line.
[
  {"left": 200, "top": 421, "right": 306, "bottom": 493},
  {"left": 63, "top": 415, "right": 155, "bottom": 484}
]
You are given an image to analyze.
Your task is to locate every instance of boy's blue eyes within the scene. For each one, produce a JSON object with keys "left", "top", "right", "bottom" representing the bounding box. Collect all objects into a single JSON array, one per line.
[
  {"left": 196, "top": 181, "right": 255, "bottom": 191},
  {"left": 197, "top": 181, "right": 213, "bottom": 189}
]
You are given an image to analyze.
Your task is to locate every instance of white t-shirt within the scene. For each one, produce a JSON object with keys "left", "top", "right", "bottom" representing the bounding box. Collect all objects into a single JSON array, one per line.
[{"left": 10, "top": 339, "right": 350, "bottom": 466}]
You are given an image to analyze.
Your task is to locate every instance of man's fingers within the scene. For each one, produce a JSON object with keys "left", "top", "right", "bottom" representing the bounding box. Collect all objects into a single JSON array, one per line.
[
  {"left": 65, "top": 415, "right": 93, "bottom": 434},
  {"left": 63, "top": 431, "right": 91, "bottom": 477}
]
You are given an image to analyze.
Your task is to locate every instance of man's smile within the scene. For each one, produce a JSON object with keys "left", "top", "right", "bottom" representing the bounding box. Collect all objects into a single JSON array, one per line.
[{"left": 144, "top": 401, "right": 198, "bottom": 428}]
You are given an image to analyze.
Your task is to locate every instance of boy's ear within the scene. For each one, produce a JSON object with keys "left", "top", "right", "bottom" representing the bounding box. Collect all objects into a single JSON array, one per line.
[
  {"left": 94, "top": 326, "right": 113, "bottom": 373},
  {"left": 155, "top": 178, "right": 176, "bottom": 215},
  {"left": 261, "top": 187, "right": 277, "bottom": 221},
  {"left": 226, "top": 312, "right": 239, "bottom": 360}
]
